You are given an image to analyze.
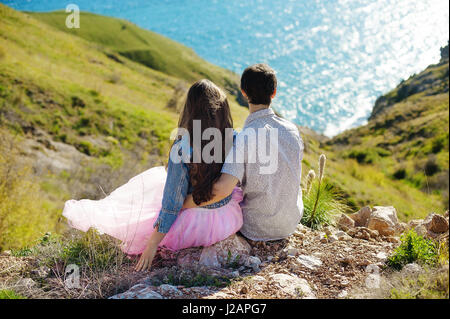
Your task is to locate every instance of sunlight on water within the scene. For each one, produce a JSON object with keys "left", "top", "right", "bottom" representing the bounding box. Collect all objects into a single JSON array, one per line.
[{"left": 3, "top": 0, "right": 449, "bottom": 136}]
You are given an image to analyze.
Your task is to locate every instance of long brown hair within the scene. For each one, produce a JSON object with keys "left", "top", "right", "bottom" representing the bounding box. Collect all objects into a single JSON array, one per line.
[{"left": 177, "top": 79, "right": 233, "bottom": 205}]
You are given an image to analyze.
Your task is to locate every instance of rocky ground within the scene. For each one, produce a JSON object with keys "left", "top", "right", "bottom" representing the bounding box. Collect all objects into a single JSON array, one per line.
[{"left": 1, "top": 207, "right": 448, "bottom": 299}]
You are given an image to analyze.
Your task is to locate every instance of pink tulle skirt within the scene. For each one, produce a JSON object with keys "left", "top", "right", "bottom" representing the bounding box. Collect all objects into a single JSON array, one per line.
[{"left": 62, "top": 166, "right": 243, "bottom": 255}]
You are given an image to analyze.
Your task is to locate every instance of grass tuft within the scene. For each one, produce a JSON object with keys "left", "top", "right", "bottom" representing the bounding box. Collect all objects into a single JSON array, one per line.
[{"left": 301, "top": 154, "right": 350, "bottom": 229}]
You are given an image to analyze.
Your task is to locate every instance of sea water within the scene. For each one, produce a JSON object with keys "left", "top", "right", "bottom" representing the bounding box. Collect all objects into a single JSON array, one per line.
[{"left": 3, "top": 0, "right": 449, "bottom": 136}]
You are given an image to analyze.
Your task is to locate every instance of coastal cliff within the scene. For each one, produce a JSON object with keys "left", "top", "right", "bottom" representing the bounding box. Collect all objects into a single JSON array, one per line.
[{"left": 0, "top": 5, "right": 448, "bottom": 299}]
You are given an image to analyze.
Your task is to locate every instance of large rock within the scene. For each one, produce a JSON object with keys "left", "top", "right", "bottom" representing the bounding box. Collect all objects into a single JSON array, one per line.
[
  {"left": 424, "top": 213, "right": 449, "bottom": 234},
  {"left": 367, "top": 206, "right": 399, "bottom": 236},
  {"left": 109, "top": 284, "right": 163, "bottom": 299},
  {"left": 350, "top": 206, "right": 372, "bottom": 227},
  {"left": 199, "top": 246, "right": 221, "bottom": 268},
  {"left": 269, "top": 273, "right": 315, "bottom": 299},
  {"left": 198, "top": 234, "right": 251, "bottom": 268},
  {"left": 338, "top": 214, "right": 355, "bottom": 231}
]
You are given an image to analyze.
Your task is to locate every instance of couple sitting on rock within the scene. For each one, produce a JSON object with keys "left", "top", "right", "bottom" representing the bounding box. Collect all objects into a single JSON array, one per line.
[{"left": 62, "top": 64, "right": 305, "bottom": 271}]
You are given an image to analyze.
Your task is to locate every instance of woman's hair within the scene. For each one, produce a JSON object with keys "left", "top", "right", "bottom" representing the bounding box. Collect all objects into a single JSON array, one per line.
[{"left": 177, "top": 79, "right": 233, "bottom": 205}]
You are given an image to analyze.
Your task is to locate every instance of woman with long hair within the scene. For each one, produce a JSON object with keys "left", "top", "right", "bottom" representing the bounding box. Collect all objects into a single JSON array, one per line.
[{"left": 62, "top": 79, "right": 243, "bottom": 271}]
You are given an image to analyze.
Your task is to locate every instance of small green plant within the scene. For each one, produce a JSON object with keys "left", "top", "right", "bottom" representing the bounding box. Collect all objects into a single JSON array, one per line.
[
  {"left": 0, "top": 289, "right": 26, "bottom": 299},
  {"left": 166, "top": 272, "right": 231, "bottom": 288},
  {"left": 11, "top": 247, "right": 33, "bottom": 257},
  {"left": 226, "top": 250, "right": 241, "bottom": 269},
  {"left": 387, "top": 230, "right": 438, "bottom": 270},
  {"left": 301, "top": 154, "right": 349, "bottom": 230}
]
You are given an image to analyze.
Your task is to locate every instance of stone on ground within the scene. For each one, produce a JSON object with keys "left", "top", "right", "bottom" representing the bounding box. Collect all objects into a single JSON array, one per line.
[
  {"left": 269, "top": 273, "right": 315, "bottom": 299},
  {"left": 109, "top": 284, "right": 163, "bottom": 299},
  {"left": 297, "top": 254, "right": 322, "bottom": 270}
]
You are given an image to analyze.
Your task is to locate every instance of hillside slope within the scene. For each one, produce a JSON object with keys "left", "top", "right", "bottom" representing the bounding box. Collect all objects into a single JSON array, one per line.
[
  {"left": 0, "top": 4, "right": 248, "bottom": 248},
  {"left": 0, "top": 4, "right": 248, "bottom": 166},
  {"left": 301, "top": 43, "right": 449, "bottom": 220},
  {"left": 29, "top": 11, "right": 245, "bottom": 102}
]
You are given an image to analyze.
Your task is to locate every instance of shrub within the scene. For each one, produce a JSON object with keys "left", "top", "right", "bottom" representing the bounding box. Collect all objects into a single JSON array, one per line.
[
  {"left": 424, "top": 155, "right": 440, "bottom": 176},
  {"left": 393, "top": 167, "right": 407, "bottom": 180},
  {"left": 387, "top": 230, "right": 438, "bottom": 270},
  {"left": 76, "top": 140, "right": 97, "bottom": 156}
]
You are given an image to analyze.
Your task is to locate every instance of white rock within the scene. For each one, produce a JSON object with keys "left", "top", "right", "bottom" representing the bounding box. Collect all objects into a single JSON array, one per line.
[
  {"left": 269, "top": 273, "right": 315, "bottom": 298},
  {"left": 297, "top": 255, "right": 323, "bottom": 270},
  {"left": 109, "top": 284, "right": 164, "bottom": 299},
  {"left": 245, "top": 256, "right": 262, "bottom": 271},
  {"left": 402, "top": 263, "right": 422, "bottom": 274},
  {"left": 211, "top": 234, "right": 252, "bottom": 267},
  {"left": 199, "top": 246, "right": 221, "bottom": 268},
  {"left": 286, "top": 246, "right": 299, "bottom": 257},
  {"left": 365, "top": 264, "right": 380, "bottom": 274},
  {"left": 367, "top": 206, "right": 399, "bottom": 236},
  {"left": 197, "top": 234, "right": 251, "bottom": 268},
  {"left": 251, "top": 275, "right": 266, "bottom": 283},
  {"left": 159, "top": 284, "right": 183, "bottom": 296},
  {"left": 336, "top": 231, "right": 352, "bottom": 241},
  {"left": 375, "top": 251, "right": 388, "bottom": 260},
  {"left": 337, "top": 290, "right": 348, "bottom": 298},
  {"left": 365, "top": 274, "right": 380, "bottom": 289}
]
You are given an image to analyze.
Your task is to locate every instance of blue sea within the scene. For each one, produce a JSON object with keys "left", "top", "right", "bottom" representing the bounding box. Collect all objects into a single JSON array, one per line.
[{"left": 2, "top": 0, "right": 449, "bottom": 136}]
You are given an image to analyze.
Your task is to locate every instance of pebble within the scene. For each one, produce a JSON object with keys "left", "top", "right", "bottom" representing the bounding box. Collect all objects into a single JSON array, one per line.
[
  {"left": 297, "top": 255, "right": 323, "bottom": 270},
  {"left": 286, "top": 247, "right": 299, "bottom": 257},
  {"left": 375, "top": 251, "right": 388, "bottom": 260},
  {"left": 245, "top": 256, "right": 262, "bottom": 271},
  {"left": 328, "top": 235, "right": 338, "bottom": 243}
]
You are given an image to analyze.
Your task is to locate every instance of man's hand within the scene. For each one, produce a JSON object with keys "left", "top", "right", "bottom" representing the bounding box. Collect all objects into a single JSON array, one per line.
[
  {"left": 135, "top": 231, "right": 166, "bottom": 272},
  {"left": 182, "top": 173, "right": 239, "bottom": 209}
]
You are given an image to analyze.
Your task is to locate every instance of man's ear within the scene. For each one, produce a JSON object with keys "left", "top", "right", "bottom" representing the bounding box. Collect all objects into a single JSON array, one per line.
[
  {"left": 271, "top": 87, "right": 277, "bottom": 99},
  {"left": 241, "top": 89, "right": 248, "bottom": 98}
]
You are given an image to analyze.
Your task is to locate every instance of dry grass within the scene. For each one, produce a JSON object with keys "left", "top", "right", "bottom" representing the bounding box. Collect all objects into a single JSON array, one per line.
[{"left": 0, "top": 129, "right": 60, "bottom": 250}]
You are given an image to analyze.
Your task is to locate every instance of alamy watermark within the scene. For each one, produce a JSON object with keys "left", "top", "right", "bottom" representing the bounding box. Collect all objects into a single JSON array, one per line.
[
  {"left": 66, "top": 4, "right": 80, "bottom": 29},
  {"left": 169, "top": 121, "right": 279, "bottom": 175},
  {"left": 64, "top": 264, "right": 80, "bottom": 289}
]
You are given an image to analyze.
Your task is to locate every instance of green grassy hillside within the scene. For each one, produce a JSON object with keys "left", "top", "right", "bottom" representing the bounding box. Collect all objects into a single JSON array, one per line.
[
  {"left": 29, "top": 11, "right": 244, "bottom": 99},
  {"left": 0, "top": 4, "right": 248, "bottom": 249},
  {"left": 0, "top": 3, "right": 447, "bottom": 250},
  {"left": 301, "top": 44, "right": 449, "bottom": 220}
]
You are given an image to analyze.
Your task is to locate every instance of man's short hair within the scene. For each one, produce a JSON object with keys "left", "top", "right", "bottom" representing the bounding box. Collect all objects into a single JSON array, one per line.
[{"left": 241, "top": 64, "right": 277, "bottom": 105}]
